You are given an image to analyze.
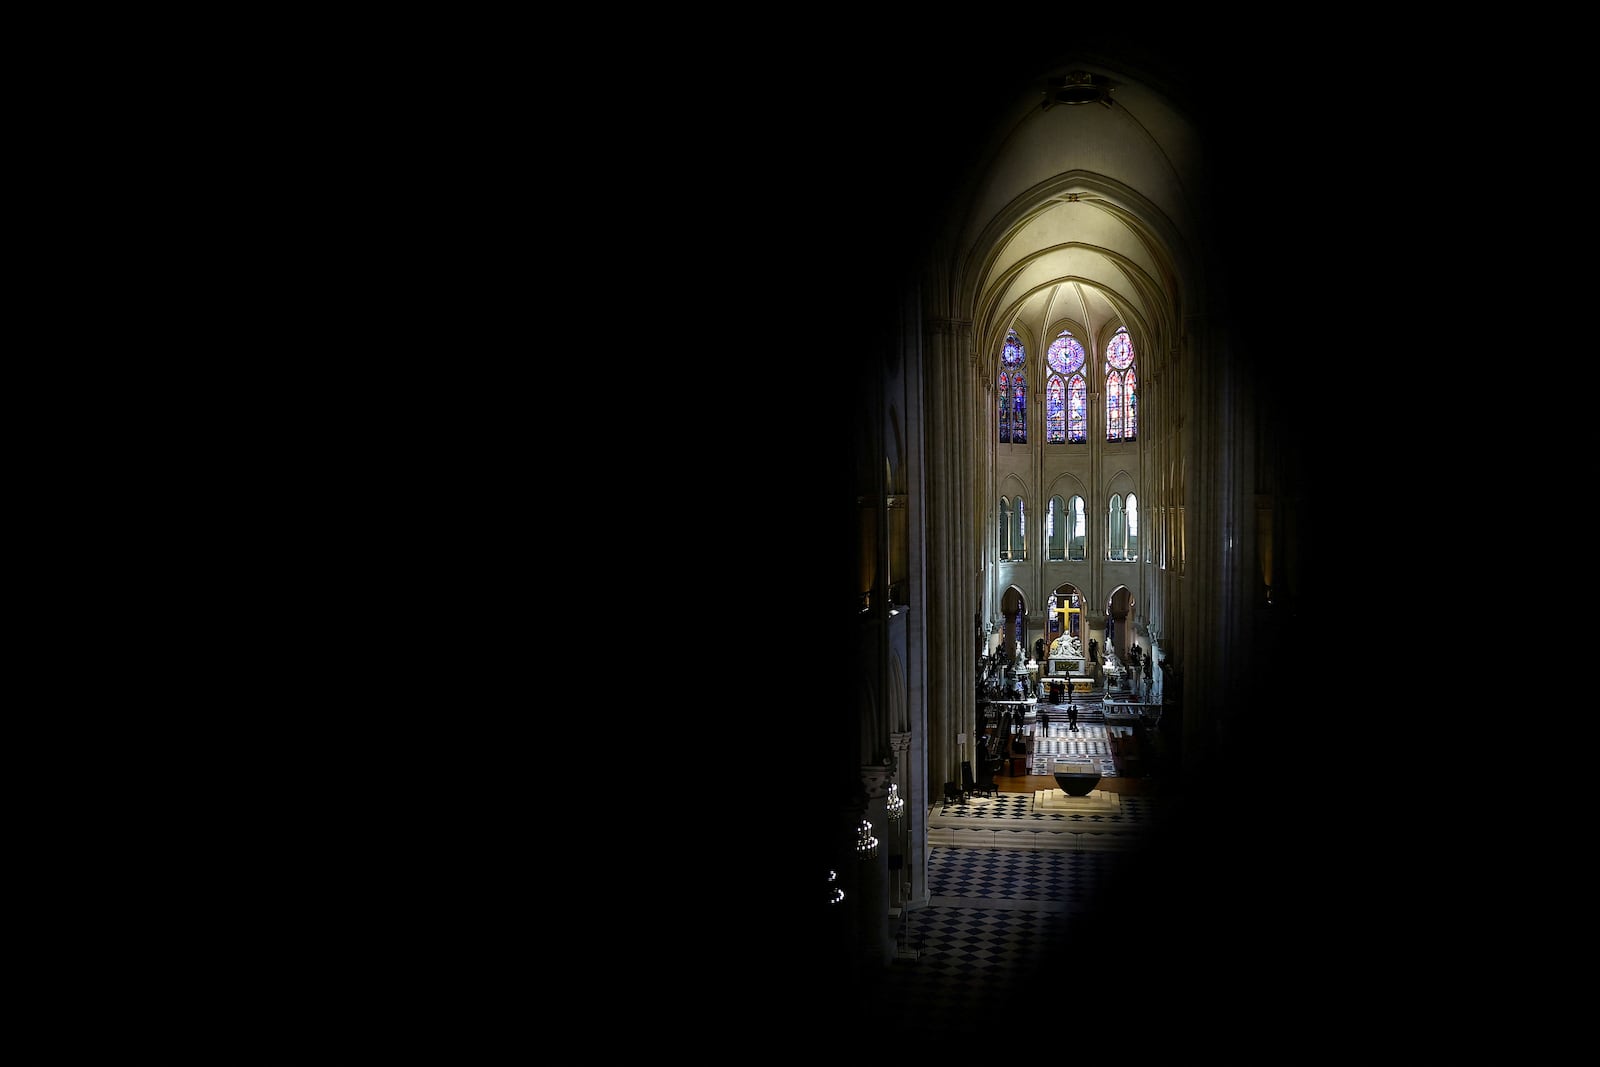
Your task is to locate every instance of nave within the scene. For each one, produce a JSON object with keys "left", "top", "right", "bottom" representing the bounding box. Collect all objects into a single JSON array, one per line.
[
  {"left": 828, "top": 780, "right": 1167, "bottom": 1041},
  {"left": 815, "top": 679, "right": 1259, "bottom": 1042}
]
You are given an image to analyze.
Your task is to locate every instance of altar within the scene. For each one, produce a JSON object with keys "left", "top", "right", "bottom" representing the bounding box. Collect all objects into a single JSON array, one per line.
[
  {"left": 1045, "top": 632, "right": 1089, "bottom": 679},
  {"left": 1047, "top": 656, "right": 1085, "bottom": 676},
  {"left": 1052, "top": 765, "right": 1101, "bottom": 796},
  {"left": 1042, "top": 676, "right": 1093, "bottom": 703}
]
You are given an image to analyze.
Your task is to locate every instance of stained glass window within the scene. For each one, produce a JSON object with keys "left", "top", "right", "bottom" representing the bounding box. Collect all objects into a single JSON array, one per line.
[
  {"left": 1106, "top": 373, "right": 1123, "bottom": 441},
  {"left": 1046, "top": 377, "right": 1065, "bottom": 443},
  {"left": 1046, "top": 331, "right": 1085, "bottom": 375},
  {"left": 1002, "top": 331, "right": 1025, "bottom": 367},
  {"left": 1126, "top": 368, "right": 1138, "bottom": 439},
  {"left": 1043, "top": 332, "right": 1082, "bottom": 447},
  {"left": 999, "top": 330, "right": 1028, "bottom": 445},
  {"left": 1107, "top": 328, "right": 1134, "bottom": 370},
  {"left": 1105, "top": 327, "right": 1137, "bottom": 441},
  {"left": 1067, "top": 374, "right": 1087, "bottom": 443},
  {"left": 998, "top": 372, "right": 1011, "bottom": 444}
]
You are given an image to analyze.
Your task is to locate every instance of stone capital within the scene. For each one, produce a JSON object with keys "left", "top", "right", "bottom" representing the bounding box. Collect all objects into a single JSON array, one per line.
[{"left": 859, "top": 764, "right": 894, "bottom": 799}]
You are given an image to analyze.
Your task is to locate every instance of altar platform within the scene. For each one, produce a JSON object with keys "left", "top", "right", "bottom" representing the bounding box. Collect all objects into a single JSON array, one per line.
[
  {"left": 1034, "top": 787, "right": 1119, "bottom": 814},
  {"left": 1040, "top": 675, "right": 1094, "bottom": 699}
]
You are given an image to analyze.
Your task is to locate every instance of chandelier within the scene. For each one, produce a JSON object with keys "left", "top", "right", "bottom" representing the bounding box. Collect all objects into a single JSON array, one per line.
[
  {"left": 856, "top": 819, "right": 879, "bottom": 859},
  {"left": 826, "top": 869, "right": 844, "bottom": 905},
  {"left": 886, "top": 783, "right": 905, "bottom": 822}
]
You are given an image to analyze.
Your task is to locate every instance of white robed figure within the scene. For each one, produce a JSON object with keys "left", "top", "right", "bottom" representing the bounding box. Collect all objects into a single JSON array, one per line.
[{"left": 1047, "top": 632, "right": 1083, "bottom": 659}]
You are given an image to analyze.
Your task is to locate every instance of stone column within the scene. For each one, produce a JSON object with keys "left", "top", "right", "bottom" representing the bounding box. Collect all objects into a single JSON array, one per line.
[
  {"left": 901, "top": 286, "right": 931, "bottom": 913},
  {"left": 887, "top": 731, "right": 914, "bottom": 914},
  {"left": 856, "top": 763, "right": 894, "bottom": 968},
  {"left": 925, "top": 316, "right": 972, "bottom": 791}
]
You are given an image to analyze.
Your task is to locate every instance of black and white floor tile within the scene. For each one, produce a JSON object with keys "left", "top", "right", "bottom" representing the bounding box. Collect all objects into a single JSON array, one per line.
[
  {"left": 861, "top": 847, "right": 1119, "bottom": 1034},
  {"left": 1029, "top": 724, "right": 1114, "bottom": 761},
  {"left": 926, "top": 847, "right": 1107, "bottom": 904},
  {"left": 839, "top": 693, "right": 1166, "bottom": 1034},
  {"left": 933, "top": 790, "right": 1154, "bottom": 826}
]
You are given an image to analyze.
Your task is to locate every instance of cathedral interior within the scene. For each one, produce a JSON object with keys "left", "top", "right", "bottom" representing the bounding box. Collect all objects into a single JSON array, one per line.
[
  {"left": 45, "top": 24, "right": 1570, "bottom": 1062},
  {"left": 709, "top": 29, "right": 1527, "bottom": 1047}
]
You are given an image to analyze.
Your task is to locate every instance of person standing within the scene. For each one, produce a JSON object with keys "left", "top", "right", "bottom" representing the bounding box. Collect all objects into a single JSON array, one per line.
[
  {"left": 1039, "top": 706, "right": 1050, "bottom": 738},
  {"left": 1067, "top": 702, "right": 1079, "bottom": 732}
]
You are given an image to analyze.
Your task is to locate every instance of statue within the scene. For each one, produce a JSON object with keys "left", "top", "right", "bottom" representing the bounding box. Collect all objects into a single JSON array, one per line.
[{"left": 1047, "top": 632, "right": 1082, "bottom": 659}]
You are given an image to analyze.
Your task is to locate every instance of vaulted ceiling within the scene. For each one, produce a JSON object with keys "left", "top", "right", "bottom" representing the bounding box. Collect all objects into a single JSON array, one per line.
[{"left": 950, "top": 58, "right": 1213, "bottom": 371}]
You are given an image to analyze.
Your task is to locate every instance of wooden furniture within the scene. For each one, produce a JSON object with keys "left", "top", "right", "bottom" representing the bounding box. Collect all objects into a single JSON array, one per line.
[{"left": 961, "top": 760, "right": 996, "bottom": 799}]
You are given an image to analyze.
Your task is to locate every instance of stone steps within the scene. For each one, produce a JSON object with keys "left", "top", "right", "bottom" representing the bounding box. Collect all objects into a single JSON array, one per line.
[{"left": 926, "top": 788, "right": 1158, "bottom": 852}]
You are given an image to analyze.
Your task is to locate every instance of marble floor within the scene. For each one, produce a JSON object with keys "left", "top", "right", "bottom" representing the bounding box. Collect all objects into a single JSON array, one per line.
[
  {"left": 822, "top": 696, "right": 1178, "bottom": 1038},
  {"left": 929, "top": 785, "right": 1159, "bottom": 851},
  {"left": 851, "top": 844, "right": 1129, "bottom": 1036},
  {"left": 874, "top": 849, "right": 1102, "bottom": 1031},
  {"left": 820, "top": 694, "right": 1435, "bottom": 1045},
  {"left": 848, "top": 714, "right": 1171, "bottom": 1038}
]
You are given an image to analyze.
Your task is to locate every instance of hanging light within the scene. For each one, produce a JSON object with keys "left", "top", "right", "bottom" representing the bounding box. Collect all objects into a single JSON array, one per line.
[
  {"left": 826, "top": 869, "right": 844, "bottom": 905},
  {"left": 856, "top": 819, "right": 879, "bottom": 859},
  {"left": 886, "top": 783, "right": 905, "bottom": 823}
]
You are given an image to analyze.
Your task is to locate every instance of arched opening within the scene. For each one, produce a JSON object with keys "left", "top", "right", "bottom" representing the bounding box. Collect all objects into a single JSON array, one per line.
[
  {"left": 998, "top": 585, "right": 1028, "bottom": 665},
  {"left": 1039, "top": 583, "right": 1090, "bottom": 704},
  {"left": 1105, "top": 586, "right": 1136, "bottom": 693}
]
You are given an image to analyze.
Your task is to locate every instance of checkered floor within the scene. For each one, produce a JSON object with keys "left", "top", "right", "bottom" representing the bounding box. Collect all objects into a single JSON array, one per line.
[
  {"left": 832, "top": 694, "right": 1163, "bottom": 1034},
  {"left": 858, "top": 847, "right": 1118, "bottom": 1034},
  {"left": 927, "top": 847, "right": 1110, "bottom": 902},
  {"left": 933, "top": 788, "right": 1153, "bottom": 826},
  {"left": 1028, "top": 723, "right": 1117, "bottom": 767}
]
